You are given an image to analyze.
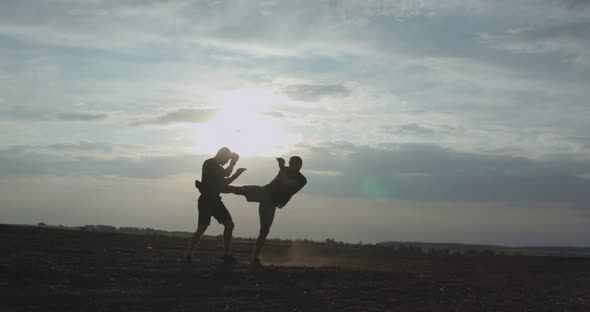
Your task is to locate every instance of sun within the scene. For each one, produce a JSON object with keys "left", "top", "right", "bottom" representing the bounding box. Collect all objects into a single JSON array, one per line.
[{"left": 191, "top": 89, "right": 299, "bottom": 157}]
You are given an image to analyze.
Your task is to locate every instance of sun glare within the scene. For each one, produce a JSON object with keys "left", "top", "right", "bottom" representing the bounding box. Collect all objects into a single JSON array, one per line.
[{"left": 191, "top": 89, "right": 299, "bottom": 157}]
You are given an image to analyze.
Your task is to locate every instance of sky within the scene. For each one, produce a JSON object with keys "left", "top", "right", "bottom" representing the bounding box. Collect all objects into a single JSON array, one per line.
[{"left": 1, "top": 0, "right": 589, "bottom": 246}]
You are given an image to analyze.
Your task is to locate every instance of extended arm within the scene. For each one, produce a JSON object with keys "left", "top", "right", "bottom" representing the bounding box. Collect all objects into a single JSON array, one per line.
[{"left": 223, "top": 168, "right": 246, "bottom": 186}]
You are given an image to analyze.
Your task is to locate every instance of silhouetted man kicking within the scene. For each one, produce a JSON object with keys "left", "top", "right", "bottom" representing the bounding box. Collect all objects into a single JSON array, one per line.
[
  {"left": 196, "top": 156, "right": 307, "bottom": 266},
  {"left": 186, "top": 147, "right": 246, "bottom": 264}
]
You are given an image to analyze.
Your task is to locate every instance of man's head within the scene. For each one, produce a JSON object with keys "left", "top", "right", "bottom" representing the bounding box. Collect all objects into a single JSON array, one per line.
[
  {"left": 289, "top": 156, "right": 303, "bottom": 172},
  {"left": 215, "top": 147, "right": 232, "bottom": 165}
]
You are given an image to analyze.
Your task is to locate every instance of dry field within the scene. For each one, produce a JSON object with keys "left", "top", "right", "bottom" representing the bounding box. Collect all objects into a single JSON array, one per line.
[{"left": 1, "top": 224, "right": 589, "bottom": 311}]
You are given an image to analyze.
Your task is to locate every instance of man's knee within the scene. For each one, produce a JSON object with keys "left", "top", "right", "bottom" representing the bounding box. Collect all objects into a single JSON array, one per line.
[
  {"left": 196, "top": 224, "right": 208, "bottom": 234},
  {"left": 259, "top": 225, "right": 271, "bottom": 236},
  {"left": 223, "top": 219, "right": 235, "bottom": 230},
  {"left": 234, "top": 186, "right": 247, "bottom": 196}
]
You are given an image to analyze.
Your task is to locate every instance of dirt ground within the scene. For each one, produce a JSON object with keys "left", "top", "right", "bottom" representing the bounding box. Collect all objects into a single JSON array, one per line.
[{"left": 1, "top": 224, "right": 589, "bottom": 311}]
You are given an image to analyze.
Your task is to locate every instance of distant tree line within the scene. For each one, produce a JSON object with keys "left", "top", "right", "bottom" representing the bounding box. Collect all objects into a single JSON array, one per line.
[{"left": 38, "top": 222, "right": 509, "bottom": 257}]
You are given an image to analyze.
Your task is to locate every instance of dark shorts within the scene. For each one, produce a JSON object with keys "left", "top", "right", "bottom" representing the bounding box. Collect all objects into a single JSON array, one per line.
[
  {"left": 198, "top": 195, "right": 231, "bottom": 226},
  {"left": 244, "top": 185, "right": 277, "bottom": 226}
]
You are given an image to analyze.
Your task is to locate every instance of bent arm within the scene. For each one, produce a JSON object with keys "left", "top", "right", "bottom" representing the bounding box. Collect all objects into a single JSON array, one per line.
[
  {"left": 221, "top": 167, "right": 246, "bottom": 188},
  {"left": 222, "top": 162, "right": 235, "bottom": 177},
  {"left": 276, "top": 157, "right": 287, "bottom": 172},
  {"left": 284, "top": 174, "right": 307, "bottom": 195},
  {"left": 223, "top": 171, "right": 241, "bottom": 185}
]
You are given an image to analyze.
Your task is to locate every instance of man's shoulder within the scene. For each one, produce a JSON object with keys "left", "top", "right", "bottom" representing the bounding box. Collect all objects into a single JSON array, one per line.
[
  {"left": 202, "top": 158, "right": 222, "bottom": 175},
  {"left": 203, "top": 158, "right": 217, "bottom": 167}
]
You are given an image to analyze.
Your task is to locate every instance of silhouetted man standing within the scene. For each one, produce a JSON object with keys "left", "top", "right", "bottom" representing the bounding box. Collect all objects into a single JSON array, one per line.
[
  {"left": 186, "top": 147, "right": 246, "bottom": 264},
  {"left": 196, "top": 156, "right": 307, "bottom": 266}
]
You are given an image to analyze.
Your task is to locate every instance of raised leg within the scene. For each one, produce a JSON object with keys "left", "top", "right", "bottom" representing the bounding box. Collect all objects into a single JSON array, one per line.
[{"left": 194, "top": 180, "right": 247, "bottom": 196}]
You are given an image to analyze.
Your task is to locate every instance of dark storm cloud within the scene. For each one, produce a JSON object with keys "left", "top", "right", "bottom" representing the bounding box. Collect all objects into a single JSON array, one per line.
[
  {"left": 130, "top": 109, "right": 219, "bottom": 126},
  {"left": 57, "top": 112, "right": 109, "bottom": 121},
  {"left": 282, "top": 83, "right": 352, "bottom": 102}
]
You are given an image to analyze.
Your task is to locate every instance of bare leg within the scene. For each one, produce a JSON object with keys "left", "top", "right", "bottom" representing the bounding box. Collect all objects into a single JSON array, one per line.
[
  {"left": 252, "top": 224, "right": 271, "bottom": 261},
  {"left": 222, "top": 218, "right": 235, "bottom": 255},
  {"left": 195, "top": 180, "right": 247, "bottom": 196},
  {"left": 186, "top": 224, "right": 208, "bottom": 263},
  {"left": 224, "top": 185, "right": 247, "bottom": 196}
]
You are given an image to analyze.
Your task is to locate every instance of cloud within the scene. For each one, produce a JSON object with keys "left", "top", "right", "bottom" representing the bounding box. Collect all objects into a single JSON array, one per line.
[
  {"left": 381, "top": 123, "right": 436, "bottom": 137},
  {"left": 57, "top": 112, "right": 109, "bottom": 121},
  {"left": 47, "top": 141, "right": 113, "bottom": 153},
  {"left": 0, "top": 106, "right": 52, "bottom": 121},
  {"left": 0, "top": 148, "right": 197, "bottom": 179},
  {"left": 556, "top": 0, "right": 590, "bottom": 9},
  {"left": 281, "top": 83, "right": 352, "bottom": 102},
  {"left": 296, "top": 142, "right": 590, "bottom": 205},
  {"left": 571, "top": 137, "right": 590, "bottom": 148},
  {"left": 264, "top": 111, "right": 286, "bottom": 118},
  {"left": 480, "top": 22, "right": 590, "bottom": 65},
  {"left": 3, "top": 141, "right": 589, "bottom": 207},
  {"left": 1, "top": 1, "right": 590, "bottom": 203},
  {"left": 130, "top": 109, "right": 219, "bottom": 126},
  {"left": 305, "top": 169, "right": 342, "bottom": 177}
]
